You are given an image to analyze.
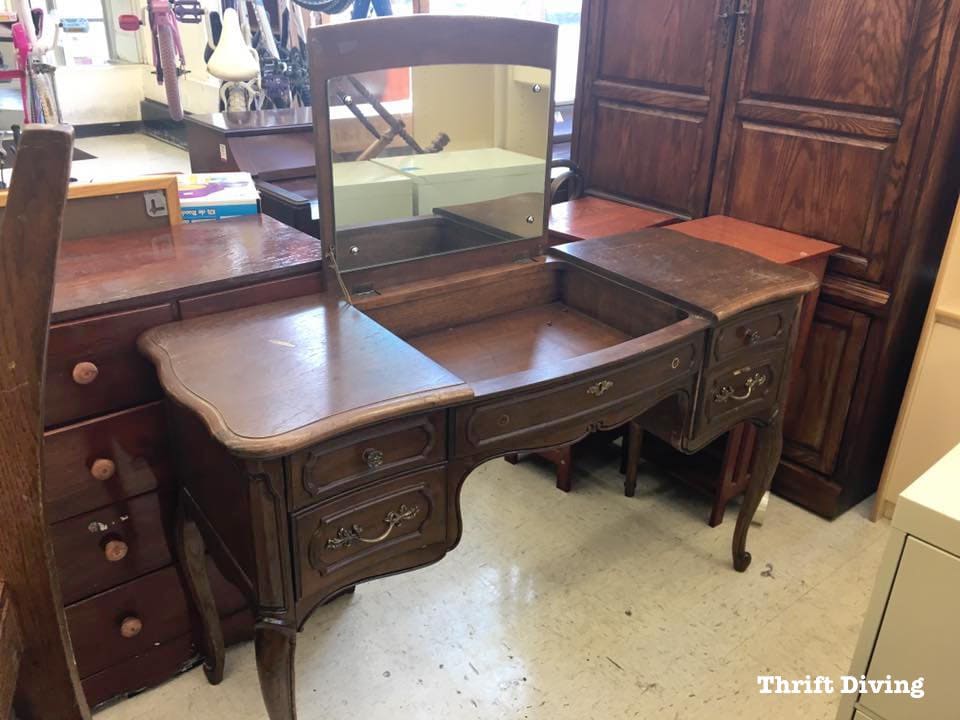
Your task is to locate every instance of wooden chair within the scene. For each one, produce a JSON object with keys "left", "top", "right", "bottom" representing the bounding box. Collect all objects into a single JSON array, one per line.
[{"left": 0, "top": 126, "right": 90, "bottom": 719}]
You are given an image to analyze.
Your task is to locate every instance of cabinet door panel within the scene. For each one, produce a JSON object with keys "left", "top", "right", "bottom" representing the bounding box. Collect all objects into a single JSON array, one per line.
[
  {"left": 711, "top": 0, "right": 947, "bottom": 283},
  {"left": 574, "top": 0, "right": 733, "bottom": 217},
  {"left": 782, "top": 302, "right": 870, "bottom": 474}
]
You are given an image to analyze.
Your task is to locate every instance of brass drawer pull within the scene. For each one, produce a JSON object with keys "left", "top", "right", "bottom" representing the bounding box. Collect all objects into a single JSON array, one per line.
[
  {"left": 743, "top": 328, "right": 761, "bottom": 345},
  {"left": 362, "top": 447, "right": 384, "bottom": 469},
  {"left": 714, "top": 372, "right": 767, "bottom": 403},
  {"left": 72, "top": 361, "right": 99, "bottom": 385},
  {"left": 326, "top": 504, "right": 420, "bottom": 550},
  {"left": 586, "top": 379, "right": 614, "bottom": 397}
]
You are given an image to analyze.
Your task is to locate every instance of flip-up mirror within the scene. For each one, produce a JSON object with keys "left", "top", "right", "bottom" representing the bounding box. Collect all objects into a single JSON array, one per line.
[{"left": 309, "top": 16, "right": 558, "bottom": 279}]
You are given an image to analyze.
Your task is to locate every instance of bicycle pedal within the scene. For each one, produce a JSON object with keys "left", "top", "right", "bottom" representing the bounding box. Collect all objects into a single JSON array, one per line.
[{"left": 173, "top": 0, "right": 204, "bottom": 23}]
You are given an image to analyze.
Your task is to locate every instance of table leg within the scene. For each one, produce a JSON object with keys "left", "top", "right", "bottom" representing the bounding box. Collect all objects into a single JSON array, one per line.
[
  {"left": 623, "top": 420, "right": 642, "bottom": 497},
  {"left": 732, "top": 414, "right": 783, "bottom": 572},
  {"left": 255, "top": 622, "right": 297, "bottom": 720},
  {"left": 174, "top": 504, "right": 225, "bottom": 684}
]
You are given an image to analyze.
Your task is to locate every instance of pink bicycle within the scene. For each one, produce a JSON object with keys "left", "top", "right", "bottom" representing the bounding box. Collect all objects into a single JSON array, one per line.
[{"left": 119, "top": 0, "right": 203, "bottom": 121}]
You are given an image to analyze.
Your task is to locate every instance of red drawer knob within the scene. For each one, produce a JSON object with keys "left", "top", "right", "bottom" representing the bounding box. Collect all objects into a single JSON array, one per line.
[
  {"left": 89, "top": 458, "right": 116, "bottom": 481},
  {"left": 119, "top": 616, "right": 142, "bottom": 638},
  {"left": 72, "top": 361, "right": 99, "bottom": 385},
  {"left": 103, "top": 539, "right": 128, "bottom": 562}
]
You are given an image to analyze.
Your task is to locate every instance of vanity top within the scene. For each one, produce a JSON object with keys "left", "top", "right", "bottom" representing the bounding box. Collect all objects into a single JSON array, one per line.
[
  {"left": 551, "top": 228, "right": 819, "bottom": 322},
  {"left": 139, "top": 294, "right": 472, "bottom": 458}
]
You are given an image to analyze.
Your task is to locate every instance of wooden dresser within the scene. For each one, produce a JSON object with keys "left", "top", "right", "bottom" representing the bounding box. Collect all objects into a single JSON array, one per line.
[{"left": 43, "top": 214, "right": 325, "bottom": 706}]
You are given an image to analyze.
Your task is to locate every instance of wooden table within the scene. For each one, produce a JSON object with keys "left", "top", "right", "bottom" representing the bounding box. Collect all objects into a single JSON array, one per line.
[
  {"left": 138, "top": 227, "right": 816, "bottom": 720},
  {"left": 642, "top": 215, "right": 840, "bottom": 525}
]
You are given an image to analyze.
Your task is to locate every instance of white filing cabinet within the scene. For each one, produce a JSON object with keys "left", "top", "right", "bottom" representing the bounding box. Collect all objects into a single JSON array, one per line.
[
  {"left": 838, "top": 442, "right": 960, "bottom": 720},
  {"left": 372, "top": 148, "right": 545, "bottom": 215}
]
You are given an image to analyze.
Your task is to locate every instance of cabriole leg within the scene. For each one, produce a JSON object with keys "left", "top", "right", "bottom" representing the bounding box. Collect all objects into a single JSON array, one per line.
[
  {"left": 255, "top": 622, "right": 297, "bottom": 720},
  {"left": 174, "top": 503, "right": 225, "bottom": 684},
  {"left": 732, "top": 414, "right": 783, "bottom": 572}
]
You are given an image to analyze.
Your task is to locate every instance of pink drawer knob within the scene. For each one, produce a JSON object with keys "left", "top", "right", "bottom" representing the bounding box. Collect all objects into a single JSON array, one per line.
[
  {"left": 72, "top": 361, "right": 99, "bottom": 385},
  {"left": 120, "top": 616, "right": 142, "bottom": 638},
  {"left": 89, "top": 458, "right": 116, "bottom": 481}
]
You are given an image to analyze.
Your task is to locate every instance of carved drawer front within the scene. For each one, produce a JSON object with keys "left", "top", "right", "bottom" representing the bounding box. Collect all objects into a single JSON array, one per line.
[
  {"left": 710, "top": 301, "right": 793, "bottom": 366},
  {"left": 289, "top": 411, "right": 446, "bottom": 510},
  {"left": 44, "top": 402, "right": 173, "bottom": 523},
  {"left": 456, "top": 341, "right": 701, "bottom": 457},
  {"left": 695, "top": 348, "right": 786, "bottom": 440},
  {"left": 46, "top": 304, "right": 176, "bottom": 427},
  {"left": 293, "top": 467, "right": 447, "bottom": 600},
  {"left": 51, "top": 492, "right": 174, "bottom": 605}
]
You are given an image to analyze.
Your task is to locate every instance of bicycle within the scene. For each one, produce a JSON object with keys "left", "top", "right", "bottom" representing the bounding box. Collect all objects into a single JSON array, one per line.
[
  {"left": 11, "top": 0, "right": 61, "bottom": 123},
  {"left": 119, "top": 0, "right": 204, "bottom": 121}
]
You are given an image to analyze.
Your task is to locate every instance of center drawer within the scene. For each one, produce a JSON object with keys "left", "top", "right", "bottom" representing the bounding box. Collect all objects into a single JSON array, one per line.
[
  {"left": 288, "top": 411, "right": 446, "bottom": 510},
  {"left": 454, "top": 340, "right": 701, "bottom": 457},
  {"left": 293, "top": 466, "right": 447, "bottom": 601}
]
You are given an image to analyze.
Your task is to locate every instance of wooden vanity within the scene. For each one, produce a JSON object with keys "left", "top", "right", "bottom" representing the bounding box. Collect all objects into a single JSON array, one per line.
[{"left": 126, "top": 16, "right": 819, "bottom": 720}]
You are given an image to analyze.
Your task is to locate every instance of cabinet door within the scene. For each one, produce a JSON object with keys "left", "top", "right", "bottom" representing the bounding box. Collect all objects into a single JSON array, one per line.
[
  {"left": 709, "top": 0, "right": 948, "bottom": 284},
  {"left": 573, "top": 0, "right": 735, "bottom": 217}
]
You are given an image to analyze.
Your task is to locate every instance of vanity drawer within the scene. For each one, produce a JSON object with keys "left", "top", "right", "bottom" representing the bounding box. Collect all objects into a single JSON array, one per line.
[
  {"left": 293, "top": 466, "right": 447, "bottom": 600},
  {"left": 46, "top": 304, "right": 176, "bottom": 427},
  {"left": 178, "top": 272, "right": 324, "bottom": 319},
  {"left": 44, "top": 402, "right": 173, "bottom": 523},
  {"left": 52, "top": 492, "right": 174, "bottom": 604},
  {"left": 695, "top": 348, "right": 786, "bottom": 438},
  {"left": 289, "top": 411, "right": 446, "bottom": 510},
  {"left": 455, "top": 341, "right": 701, "bottom": 456},
  {"left": 709, "top": 301, "right": 793, "bottom": 365}
]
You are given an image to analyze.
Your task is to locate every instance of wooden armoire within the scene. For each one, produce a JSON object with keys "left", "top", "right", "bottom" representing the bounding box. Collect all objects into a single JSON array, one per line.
[{"left": 573, "top": 0, "right": 960, "bottom": 517}]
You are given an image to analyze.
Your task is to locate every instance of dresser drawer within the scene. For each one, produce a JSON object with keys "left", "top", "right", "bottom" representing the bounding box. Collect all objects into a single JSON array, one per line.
[
  {"left": 66, "top": 565, "right": 191, "bottom": 678},
  {"left": 44, "top": 403, "right": 172, "bottom": 523},
  {"left": 289, "top": 411, "right": 446, "bottom": 510},
  {"left": 178, "top": 272, "right": 324, "bottom": 319},
  {"left": 293, "top": 467, "right": 447, "bottom": 600},
  {"left": 46, "top": 304, "right": 176, "bottom": 427},
  {"left": 52, "top": 492, "right": 173, "bottom": 604},
  {"left": 709, "top": 300, "right": 792, "bottom": 366},
  {"left": 455, "top": 341, "right": 701, "bottom": 457},
  {"left": 695, "top": 348, "right": 786, "bottom": 439}
]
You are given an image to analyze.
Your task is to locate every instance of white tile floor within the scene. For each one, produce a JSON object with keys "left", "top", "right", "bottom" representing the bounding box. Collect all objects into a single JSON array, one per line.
[{"left": 95, "top": 444, "right": 889, "bottom": 720}]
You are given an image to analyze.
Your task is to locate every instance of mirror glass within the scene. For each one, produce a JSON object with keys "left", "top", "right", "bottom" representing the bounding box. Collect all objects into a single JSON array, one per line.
[{"left": 327, "top": 63, "right": 552, "bottom": 271}]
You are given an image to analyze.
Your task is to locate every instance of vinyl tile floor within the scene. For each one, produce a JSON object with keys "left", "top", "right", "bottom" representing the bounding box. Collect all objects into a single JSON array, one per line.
[{"left": 95, "top": 445, "right": 890, "bottom": 720}]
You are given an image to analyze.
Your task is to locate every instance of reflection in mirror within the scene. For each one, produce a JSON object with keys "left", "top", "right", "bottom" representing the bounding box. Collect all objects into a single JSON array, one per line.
[{"left": 328, "top": 64, "right": 552, "bottom": 271}]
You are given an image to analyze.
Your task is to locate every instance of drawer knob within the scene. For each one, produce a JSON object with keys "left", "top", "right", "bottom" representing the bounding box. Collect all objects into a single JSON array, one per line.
[
  {"left": 586, "top": 379, "right": 614, "bottom": 397},
  {"left": 72, "top": 361, "right": 99, "bottom": 385},
  {"left": 325, "top": 503, "right": 420, "bottom": 551},
  {"left": 362, "top": 448, "right": 384, "bottom": 469},
  {"left": 743, "top": 328, "right": 761, "bottom": 345},
  {"left": 119, "top": 616, "right": 142, "bottom": 638},
  {"left": 714, "top": 371, "right": 768, "bottom": 403},
  {"left": 103, "top": 539, "right": 128, "bottom": 562},
  {"left": 89, "top": 458, "right": 116, "bottom": 481}
]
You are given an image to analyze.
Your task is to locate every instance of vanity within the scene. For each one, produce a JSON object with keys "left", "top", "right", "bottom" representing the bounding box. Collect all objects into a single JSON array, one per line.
[{"left": 137, "top": 16, "right": 817, "bottom": 720}]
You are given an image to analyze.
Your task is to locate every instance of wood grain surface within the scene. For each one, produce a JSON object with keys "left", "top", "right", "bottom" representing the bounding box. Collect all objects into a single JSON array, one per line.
[
  {"left": 0, "top": 125, "right": 91, "bottom": 718},
  {"left": 548, "top": 196, "right": 676, "bottom": 244}
]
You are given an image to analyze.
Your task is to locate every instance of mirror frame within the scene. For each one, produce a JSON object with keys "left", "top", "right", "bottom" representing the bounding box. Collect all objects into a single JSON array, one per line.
[{"left": 307, "top": 15, "right": 559, "bottom": 277}]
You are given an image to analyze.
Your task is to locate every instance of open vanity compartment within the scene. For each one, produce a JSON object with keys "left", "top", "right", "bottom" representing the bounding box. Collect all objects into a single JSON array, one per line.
[{"left": 356, "top": 259, "right": 692, "bottom": 387}]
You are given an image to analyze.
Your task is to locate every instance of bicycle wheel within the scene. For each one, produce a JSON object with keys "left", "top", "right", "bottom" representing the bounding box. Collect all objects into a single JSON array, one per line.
[
  {"left": 156, "top": 23, "right": 184, "bottom": 121},
  {"left": 33, "top": 70, "right": 60, "bottom": 123}
]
